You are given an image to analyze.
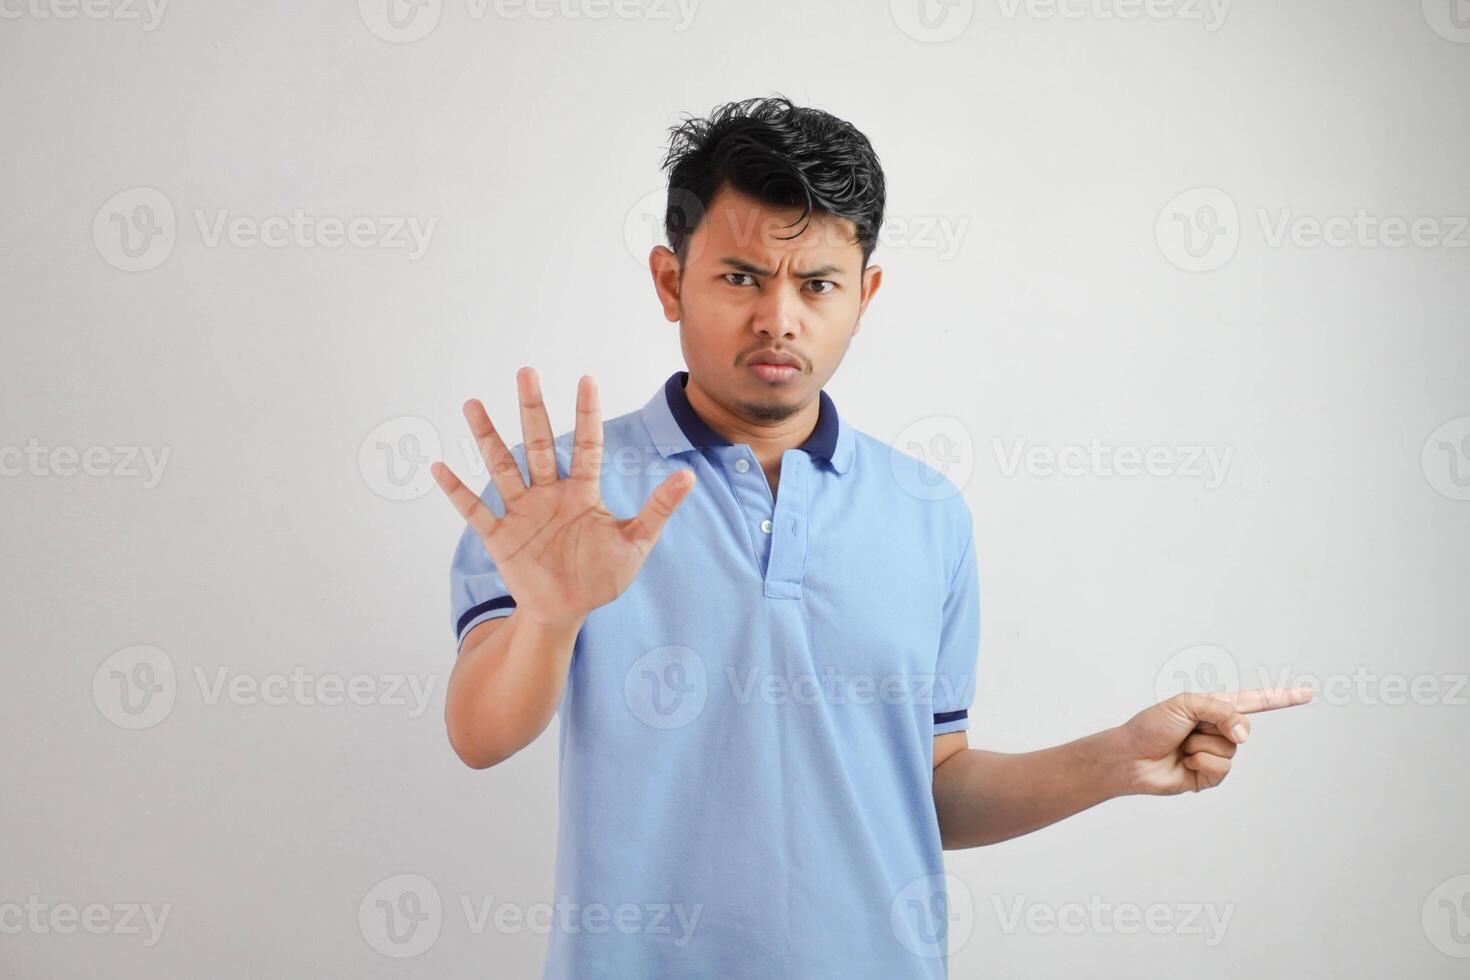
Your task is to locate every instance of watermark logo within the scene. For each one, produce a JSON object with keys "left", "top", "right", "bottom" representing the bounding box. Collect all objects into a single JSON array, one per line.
[
  {"left": 624, "top": 187, "right": 708, "bottom": 267},
  {"left": 0, "top": 440, "right": 171, "bottom": 488},
  {"left": 889, "top": 416, "right": 973, "bottom": 501},
  {"left": 993, "top": 437, "right": 1234, "bottom": 489},
  {"left": 193, "top": 666, "right": 437, "bottom": 717},
  {"left": 1423, "top": 874, "right": 1470, "bottom": 957},
  {"left": 193, "top": 209, "right": 436, "bottom": 258},
  {"left": 93, "top": 189, "right": 437, "bottom": 270},
  {"left": 0, "top": 898, "right": 171, "bottom": 945},
  {"left": 995, "top": 0, "right": 1231, "bottom": 30},
  {"left": 991, "top": 894, "right": 1234, "bottom": 945},
  {"left": 359, "top": 0, "right": 443, "bottom": 41},
  {"left": 1159, "top": 187, "right": 1469, "bottom": 271},
  {"left": 624, "top": 645, "right": 708, "bottom": 729},
  {"left": 360, "top": 416, "right": 442, "bottom": 501},
  {"left": 1154, "top": 643, "right": 1239, "bottom": 702},
  {"left": 359, "top": 874, "right": 442, "bottom": 958},
  {"left": 625, "top": 188, "right": 963, "bottom": 265},
  {"left": 0, "top": 0, "right": 169, "bottom": 30},
  {"left": 1156, "top": 642, "right": 1466, "bottom": 707},
  {"left": 891, "top": 873, "right": 975, "bottom": 958},
  {"left": 490, "top": 0, "right": 700, "bottom": 28},
  {"left": 1156, "top": 186, "right": 1239, "bottom": 272},
  {"left": 360, "top": 877, "right": 703, "bottom": 949},
  {"left": 360, "top": 0, "right": 699, "bottom": 41},
  {"left": 463, "top": 895, "right": 703, "bottom": 941},
  {"left": 93, "top": 645, "right": 177, "bottom": 730},
  {"left": 877, "top": 212, "right": 971, "bottom": 261},
  {"left": 1422, "top": 416, "right": 1470, "bottom": 501},
  {"left": 93, "top": 187, "right": 176, "bottom": 272},
  {"left": 1423, "top": 0, "right": 1470, "bottom": 42},
  {"left": 1255, "top": 664, "right": 1466, "bottom": 707},
  {"left": 890, "top": 0, "right": 975, "bottom": 42},
  {"left": 1257, "top": 209, "right": 1469, "bottom": 250},
  {"left": 725, "top": 666, "right": 970, "bottom": 709},
  {"left": 94, "top": 645, "right": 438, "bottom": 727}
]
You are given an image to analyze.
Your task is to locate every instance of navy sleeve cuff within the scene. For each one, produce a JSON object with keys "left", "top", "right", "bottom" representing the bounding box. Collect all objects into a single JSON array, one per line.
[{"left": 455, "top": 595, "right": 516, "bottom": 638}]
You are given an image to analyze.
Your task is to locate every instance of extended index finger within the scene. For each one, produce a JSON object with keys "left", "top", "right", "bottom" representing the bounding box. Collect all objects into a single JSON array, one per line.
[{"left": 1212, "top": 687, "right": 1315, "bottom": 714}]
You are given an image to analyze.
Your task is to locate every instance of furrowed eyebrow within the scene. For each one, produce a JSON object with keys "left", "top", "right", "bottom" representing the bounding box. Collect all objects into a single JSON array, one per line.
[{"left": 718, "top": 257, "right": 844, "bottom": 279}]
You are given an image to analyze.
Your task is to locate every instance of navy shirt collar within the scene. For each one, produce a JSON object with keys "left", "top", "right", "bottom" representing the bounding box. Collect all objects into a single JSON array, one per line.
[{"left": 663, "top": 370, "right": 841, "bottom": 465}]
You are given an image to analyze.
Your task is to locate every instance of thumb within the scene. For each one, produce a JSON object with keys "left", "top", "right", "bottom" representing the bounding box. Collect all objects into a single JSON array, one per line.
[
  {"left": 623, "top": 468, "right": 696, "bottom": 552},
  {"left": 1175, "top": 691, "right": 1251, "bottom": 745}
]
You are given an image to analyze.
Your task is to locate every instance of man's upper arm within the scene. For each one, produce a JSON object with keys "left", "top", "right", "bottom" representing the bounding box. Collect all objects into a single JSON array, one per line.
[
  {"left": 459, "top": 615, "right": 509, "bottom": 655},
  {"left": 932, "top": 508, "right": 979, "bottom": 737},
  {"left": 933, "top": 730, "right": 968, "bottom": 770}
]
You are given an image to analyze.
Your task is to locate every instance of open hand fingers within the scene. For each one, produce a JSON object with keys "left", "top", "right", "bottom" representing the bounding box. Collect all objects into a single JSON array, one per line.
[
  {"left": 569, "top": 375, "right": 605, "bottom": 489},
  {"left": 431, "top": 461, "right": 498, "bottom": 542},
  {"left": 623, "top": 468, "right": 696, "bottom": 554},
  {"left": 464, "top": 397, "right": 527, "bottom": 506},
  {"left": 518, "top": 367, "right": 562, "bottom": 487}
]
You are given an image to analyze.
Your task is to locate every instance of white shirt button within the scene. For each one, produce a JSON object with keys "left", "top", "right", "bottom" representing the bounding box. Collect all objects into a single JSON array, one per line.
[
  {"left": 760, "top": 519, "right": 773, "bottom": 534},
  {"left": 734, "top": 458, "right": 750, "bottom": 473}
]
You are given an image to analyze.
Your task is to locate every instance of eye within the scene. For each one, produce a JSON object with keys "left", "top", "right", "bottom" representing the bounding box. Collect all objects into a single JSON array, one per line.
[
  {"left": 807, "top": 280, "right": 836, "bottom": 295},
  {"left": 724, "top": 273, "right": 755, "bottom": 287}
]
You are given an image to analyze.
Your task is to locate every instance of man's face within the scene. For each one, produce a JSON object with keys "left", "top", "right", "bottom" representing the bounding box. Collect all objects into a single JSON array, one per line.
[{"left": 650, "top": 184, "right": 882, "bottom": 425}]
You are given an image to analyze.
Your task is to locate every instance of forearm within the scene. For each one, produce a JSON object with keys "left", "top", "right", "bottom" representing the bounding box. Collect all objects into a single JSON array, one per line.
[
  {"left": 444, "top": 608, "right": 583, "bottom": 769},
  {"left": 932, "top": 726, "right": 1136, "bottom": 849}
]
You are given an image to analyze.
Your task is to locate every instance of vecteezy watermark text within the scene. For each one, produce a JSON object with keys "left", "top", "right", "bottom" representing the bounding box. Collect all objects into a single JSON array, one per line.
[
  {"left": 358, "top": 874, "right": 702, "bottom": 958},
  {"left": 991, "top": 894, "right": 1235, "bottom": 945},
  {"left": 0, "top": 0, "right": 168, "bottom": 29},
  {"left": 0, "top": 898, "right": 171, "bottom": 946},
  {"left": 992, "top": 436, "right": 1234, "bottom": 488},
  {"left": 93, "top": 187, "right": 437, "bottom": 272},
  {"left": 0, "top": 440, "right": 170, "bottom": 488},
  {"left": 92, "top": 645, "right": 440, "bottom": 729},
  {"left": 358, "top": 0, "right": 701, "bottom": 43},
  {"left": 1157, "top": 186, "right": 1470, "bottom": 272},
  {"left": 995, "top": 0, "right": 1230, "bottom": 30}
]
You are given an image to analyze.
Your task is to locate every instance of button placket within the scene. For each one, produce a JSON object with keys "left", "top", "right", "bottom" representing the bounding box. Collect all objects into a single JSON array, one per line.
[
  {"left": 721, "top": 446, "right": 775, "bottom": 578},
  {"left": 762, "top": 452, "right": 808, "bottom": 598}
]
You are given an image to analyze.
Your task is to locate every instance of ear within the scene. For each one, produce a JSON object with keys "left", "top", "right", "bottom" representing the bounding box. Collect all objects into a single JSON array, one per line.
[
  {"left": 649, "top": 245, "right": 683, "bottom": 323},
  {"left": 854, "top": 264, "right": 883, "bottom": 333}
]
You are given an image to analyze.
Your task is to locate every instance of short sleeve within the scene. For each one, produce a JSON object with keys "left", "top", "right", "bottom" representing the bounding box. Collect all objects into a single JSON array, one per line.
[
  {"left": 448, "top": 452, "right": 522, "bottom": 653},
  {"left": 932, "top": 512, "right": 979, "bottom": 735}
]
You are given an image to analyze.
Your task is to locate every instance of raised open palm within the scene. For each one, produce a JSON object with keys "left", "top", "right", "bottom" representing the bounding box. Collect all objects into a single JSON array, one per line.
[{"left": 431, "top": 368, "right": 696, "bottom": 629}]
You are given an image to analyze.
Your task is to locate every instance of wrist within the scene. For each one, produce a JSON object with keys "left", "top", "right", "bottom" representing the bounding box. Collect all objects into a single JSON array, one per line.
[
  {"left": 1092, "top": 725, "right": 1141, "bottom": 800},
  {"left": 514, "top": 605, "right": 588, "bottom": 635}
]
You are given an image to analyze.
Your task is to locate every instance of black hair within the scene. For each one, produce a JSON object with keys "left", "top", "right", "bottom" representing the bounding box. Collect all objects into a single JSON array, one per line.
[{"left": 658, "top": 94, "right": 887, "bottom": 270}]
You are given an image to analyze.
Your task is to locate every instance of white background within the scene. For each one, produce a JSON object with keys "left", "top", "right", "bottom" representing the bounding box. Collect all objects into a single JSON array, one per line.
[{"left": 2, "top": 0, "right": 1468, "bottom": 976}]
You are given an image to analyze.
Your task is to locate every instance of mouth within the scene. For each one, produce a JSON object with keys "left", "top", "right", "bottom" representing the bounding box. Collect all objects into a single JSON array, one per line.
[
  {"left": 748, "top": 363, "right": 800, "bottom": 383},
  {"left": 747, "top": 352, "right": 802, "bottom": 383}
]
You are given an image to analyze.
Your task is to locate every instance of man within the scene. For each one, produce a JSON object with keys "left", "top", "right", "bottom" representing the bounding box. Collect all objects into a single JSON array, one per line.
[{"left": 432, "top": 96, "right": 1311, "bottom": 979}]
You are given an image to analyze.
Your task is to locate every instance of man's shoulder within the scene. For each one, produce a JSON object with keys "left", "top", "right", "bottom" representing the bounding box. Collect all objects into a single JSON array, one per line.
[{"left": 848, "top": 426, "right": 973, "bottom": 521}]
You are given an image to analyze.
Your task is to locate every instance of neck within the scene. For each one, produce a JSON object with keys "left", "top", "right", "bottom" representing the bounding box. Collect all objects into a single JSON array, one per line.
[{"left": 683, "top": 375, "right": 819, "bottom": 465}]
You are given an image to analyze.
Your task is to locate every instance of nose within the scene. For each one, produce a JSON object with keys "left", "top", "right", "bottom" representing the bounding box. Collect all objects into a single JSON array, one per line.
[{"left": 751, "top": 279, "right": 803, "bottom": 342}]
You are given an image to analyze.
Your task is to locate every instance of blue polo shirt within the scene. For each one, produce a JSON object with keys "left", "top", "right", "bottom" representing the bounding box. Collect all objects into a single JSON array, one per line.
[{"left": 449, "top": 369, "right": 980, "bottom": 979}]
